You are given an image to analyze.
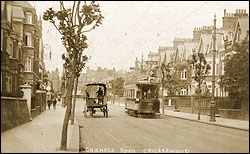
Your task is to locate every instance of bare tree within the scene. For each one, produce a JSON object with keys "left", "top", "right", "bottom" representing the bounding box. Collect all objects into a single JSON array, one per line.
[{"left": 43, "top": 1, "right": 104, "bottom": 150}]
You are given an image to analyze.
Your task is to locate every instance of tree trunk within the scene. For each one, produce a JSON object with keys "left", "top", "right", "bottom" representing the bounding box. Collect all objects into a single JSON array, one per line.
[
  {"left": 197, "top": 84, "right": 201, "bottom": 120},
  {"left": 71, "top": 76, "right": 78, "bottom": 125},
  {"left": 198, "top": 94, "right": 201, "bottom": 120},
  {"left": 60, "top": 72, "right": 75, "bottom": 150},
  {"left": 161, "top": 84, "right": 165, "bottom": 114}
]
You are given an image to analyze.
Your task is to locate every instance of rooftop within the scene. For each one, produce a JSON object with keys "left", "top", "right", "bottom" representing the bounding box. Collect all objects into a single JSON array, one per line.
[{"left": 13, "top": 1, "right": 34, "bottom": 9}]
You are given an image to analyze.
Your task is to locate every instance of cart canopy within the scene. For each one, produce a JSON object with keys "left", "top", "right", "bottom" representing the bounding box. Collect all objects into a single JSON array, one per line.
[{"left": 85, "top": 83, "right": 106, "bottom": 98}]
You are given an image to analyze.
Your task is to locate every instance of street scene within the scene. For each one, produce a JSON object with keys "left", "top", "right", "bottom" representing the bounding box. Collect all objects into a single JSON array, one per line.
[{"left": 1, "top": 1, "right": 249, "bottom": 153}]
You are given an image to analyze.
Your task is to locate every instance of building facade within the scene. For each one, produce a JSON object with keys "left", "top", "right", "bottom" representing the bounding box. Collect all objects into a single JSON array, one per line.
[
  {"left": 128, "top": 8, "right": 249, "bottom": 97},
  {"left": 1, "top": 1, "right": 45, "bottom": 97}
]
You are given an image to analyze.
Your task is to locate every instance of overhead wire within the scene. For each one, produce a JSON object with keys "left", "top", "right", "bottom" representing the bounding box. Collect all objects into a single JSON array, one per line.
[{"left": 134, "top": 1, "right": 208, "bottom": 56}]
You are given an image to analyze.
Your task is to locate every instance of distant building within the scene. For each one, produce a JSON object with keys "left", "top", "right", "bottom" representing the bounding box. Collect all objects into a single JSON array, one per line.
[{"left": 47, "top": 68, "right": 61, "bottom": 93}]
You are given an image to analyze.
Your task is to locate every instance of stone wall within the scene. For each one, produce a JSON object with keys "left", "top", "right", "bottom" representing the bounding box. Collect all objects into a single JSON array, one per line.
[
  {"left": 1, "top": 97, "right": 30, "bottom": 132},
  {"left": 219, "top": 109, "right": 242, "bottom": 120}
]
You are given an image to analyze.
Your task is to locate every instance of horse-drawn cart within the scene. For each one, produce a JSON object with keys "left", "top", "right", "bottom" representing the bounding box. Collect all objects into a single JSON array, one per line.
[{"left": 84, "top": 83, "right": 108, "bottom": 118}]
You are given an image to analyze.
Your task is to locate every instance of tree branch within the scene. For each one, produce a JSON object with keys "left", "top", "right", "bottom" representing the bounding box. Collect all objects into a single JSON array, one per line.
[
  {"left": 76, "top": 1, "right": 83, "bottom": 33},
  {"left": 60, "top": 1, "right": 66, "bottom": 11},
  {"left": 72, "top": 1, "right": 76, "bottom": 25},
  {"left": 82, "top": 25, "right": 96, "bottom": 33},
  {"left": 51, "top": 21, "right": 64, "bottom": 35}
]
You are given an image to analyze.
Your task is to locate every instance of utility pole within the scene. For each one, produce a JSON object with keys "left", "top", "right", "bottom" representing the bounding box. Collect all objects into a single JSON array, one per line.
[{"left": 210, "top": 13, "right": 216, "bottom": 122}]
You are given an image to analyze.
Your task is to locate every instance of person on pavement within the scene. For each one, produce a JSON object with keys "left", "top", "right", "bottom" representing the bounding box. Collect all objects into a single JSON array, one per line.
[
  {"left": 52, "top": 94, "right": 57, "bottom": 110},
  {"left": 47, "top": 93, "right": 52, "bottom": 110}
]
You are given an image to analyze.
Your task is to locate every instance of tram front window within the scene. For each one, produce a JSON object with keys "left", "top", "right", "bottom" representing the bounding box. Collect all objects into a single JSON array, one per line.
[{"left": 142, "top": 85, "right": 158, "bottom": 100}]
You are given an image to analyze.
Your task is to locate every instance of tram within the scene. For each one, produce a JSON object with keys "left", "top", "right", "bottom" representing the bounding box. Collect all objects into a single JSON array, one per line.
[{"left": 124, "top": 80, "right": 160, "bottom": 118}]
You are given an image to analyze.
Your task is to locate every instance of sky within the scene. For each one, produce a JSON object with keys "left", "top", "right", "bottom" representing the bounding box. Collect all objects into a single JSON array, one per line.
[{"left": 29, "top": 1, "right": 249, "bottom": 75}]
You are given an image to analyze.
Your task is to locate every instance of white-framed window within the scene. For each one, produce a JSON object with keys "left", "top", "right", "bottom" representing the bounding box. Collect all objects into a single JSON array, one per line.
[
  {"left": 7, "top": 5, "right": 12, "bottom": 24},
  {"left": 26, "top": 12, "right": 32, "bottom": 24},
  {"left": 25, "top": 32, "right": 32, "bottom": 47},
  {"left": 6, "top": 73, "right": 12, "bottom": 93},
  {"left": 221, "top": 62, "right": 224, "bottom": 75},
  {"left": 181, "top": 89, "right": 187, "bottom": 95},
  {"left": 9, "top": 41, "right": 13, "bottom": 58},
  {"left": 181, "top": 69, "right": 187, "bottom": 80},
  {"left": 25, "top": 57, "right": 32, "bottom": 71},
  {"left": 20, "top": 25, "right": 23, "bottom": 40}
]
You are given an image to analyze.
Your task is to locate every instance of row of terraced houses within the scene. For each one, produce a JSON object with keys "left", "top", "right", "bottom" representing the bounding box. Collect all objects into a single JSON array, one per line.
[
  {"left": 127, "top": 9, "right": 249, "bottom": 120},
  {"left": 131, "top": 9, "right": 249, "bottom": 98}
]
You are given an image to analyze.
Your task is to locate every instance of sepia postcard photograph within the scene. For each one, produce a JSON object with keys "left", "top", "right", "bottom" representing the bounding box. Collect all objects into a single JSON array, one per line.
[{"left": 1, "top": 1, "right": 249, "bottom": 153}]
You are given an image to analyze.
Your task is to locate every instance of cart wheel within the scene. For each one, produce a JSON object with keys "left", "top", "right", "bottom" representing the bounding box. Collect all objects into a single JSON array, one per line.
[
  {"left": 90, "top": 108, "right": 94, "bottom": 117},
  {"left": 106, "top": 110, "right": 108, "bottom": 117},
  {"left": 84, "top": 110, "right": 87, "bottom": 118}
]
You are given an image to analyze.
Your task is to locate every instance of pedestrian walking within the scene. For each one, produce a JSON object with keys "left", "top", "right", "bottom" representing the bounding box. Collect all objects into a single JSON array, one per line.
[
  {"left": 52, "top": 95, "right": 57, "bottom": 110},
  {"left": 47, "top": 93, "right": 52, "bottom": 110},
  {"left": 48, "top": 100, "right": 52, "bottom": 110}
]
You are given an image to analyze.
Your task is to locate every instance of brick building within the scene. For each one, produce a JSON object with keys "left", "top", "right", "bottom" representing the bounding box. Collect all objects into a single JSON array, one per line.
[{"left": 1, "top": 1, "right": 45, "bottom": 97}]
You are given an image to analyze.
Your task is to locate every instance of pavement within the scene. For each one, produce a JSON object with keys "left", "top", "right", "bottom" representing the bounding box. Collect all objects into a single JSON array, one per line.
[
  {"left": 161, "top": 108, "right": 249, "bottom": 131},
  {"left": 109, "top": 101, "right": 249, "bottom": 131},
  {"left": 1, "top": 101, "right": 79, "bottom": 153},
  {"left": 1, "top": 99, "right": 248, "bottom": 153}
]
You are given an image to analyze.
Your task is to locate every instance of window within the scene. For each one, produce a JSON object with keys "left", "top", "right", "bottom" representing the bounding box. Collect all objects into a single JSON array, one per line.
[
  {"left": 181, "top": 89, "right": 186, "bottom": 95},
  {"left": 6, "top": 73, "right": 12, "bottom": 93},
  {"left": 20, "top": 25, "right": 23, "bottom": 40},
  {"left": 237, "top": 28, "right": 241, "bottom": 42},
  {"left": 181, "top": 69, "right": 187, "bottom": 80},
  {"left": 221, "top": 62, "right": 224, "bottom": 75},
  {"left": 9, "top": 42, "right": 13, "bottom": 58},
  {"left": 191, "top": 67, "right": 195, "bottom": 77},
  {"left": 7, "top": 5, "right": 12, "bottom": 24},
  {"left": 25, "top": 32, "right": 32, "bottom": 47},
  {"left": 25, "top": 57, "right": 32, "bottom": 71},
  {"left": 26, "top": 12, "right": 32, "bottom": 24}
]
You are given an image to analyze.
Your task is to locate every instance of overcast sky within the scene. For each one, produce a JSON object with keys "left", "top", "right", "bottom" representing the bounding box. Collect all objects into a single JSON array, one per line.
[{"left": 29, "top": 1, "right": 249, "bottom": 75}]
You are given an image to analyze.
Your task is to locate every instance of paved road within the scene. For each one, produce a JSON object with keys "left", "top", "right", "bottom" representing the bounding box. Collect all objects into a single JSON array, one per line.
[{"left": 75, "top": 98, "right": 249, "bottom": 153}]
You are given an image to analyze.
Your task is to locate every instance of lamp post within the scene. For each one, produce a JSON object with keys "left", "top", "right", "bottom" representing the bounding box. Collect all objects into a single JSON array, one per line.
[{"left": 210, "top": 14, "right": 216, "bottom": 122}]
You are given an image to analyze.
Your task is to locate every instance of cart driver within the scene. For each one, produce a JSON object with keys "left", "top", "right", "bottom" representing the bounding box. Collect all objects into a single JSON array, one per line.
[{"left": 96, "top": 87, "right": 104, "bottom": 104}]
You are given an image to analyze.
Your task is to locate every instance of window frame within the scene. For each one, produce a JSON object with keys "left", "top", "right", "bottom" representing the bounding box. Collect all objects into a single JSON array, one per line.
[
  {"left": 181, "top": 69, "right": 187, "bottom": 80},
  {"left": 25, "top": 12, "right": 33, "bottom": 24},
  {"left": 6, "top": 73, "right": 12, "bottom": 93},
  {"left": 25, "top": 57, "right": 32, "bottom": 71},
  {"left": 25, "top": 32, "right": 32, "bottom": 47}
]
